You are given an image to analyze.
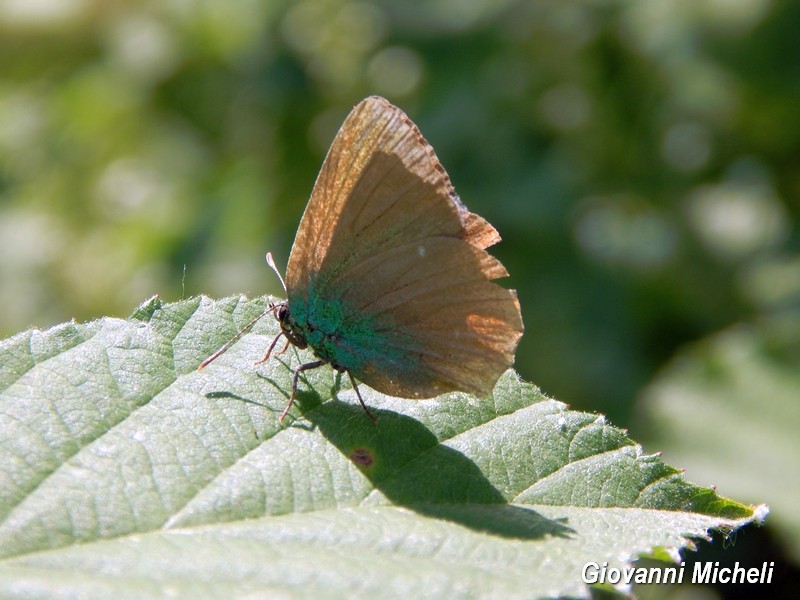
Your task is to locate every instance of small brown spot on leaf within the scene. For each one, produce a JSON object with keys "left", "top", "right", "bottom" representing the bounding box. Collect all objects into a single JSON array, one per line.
[{"left": 349, "top": 448, "right": 374, "bottom": 468}]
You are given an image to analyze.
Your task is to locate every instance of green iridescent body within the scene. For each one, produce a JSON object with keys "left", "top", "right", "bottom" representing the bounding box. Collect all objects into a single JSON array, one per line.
[{"left": 279, "top": 288, "right": 406, "bottom": 379}]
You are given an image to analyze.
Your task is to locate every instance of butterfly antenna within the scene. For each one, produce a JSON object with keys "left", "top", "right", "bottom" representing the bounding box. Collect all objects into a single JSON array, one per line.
[
  {"left": 266, "top": 252, "right": 287, "bottom": 293},
  {"left": 197, "top": 306, "right": 275, "bottom": 370}
]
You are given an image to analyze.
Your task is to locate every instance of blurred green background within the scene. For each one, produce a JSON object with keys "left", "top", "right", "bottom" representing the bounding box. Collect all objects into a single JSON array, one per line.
[{"left": 1, "top": 0, "right": 798, "bottom": 592}]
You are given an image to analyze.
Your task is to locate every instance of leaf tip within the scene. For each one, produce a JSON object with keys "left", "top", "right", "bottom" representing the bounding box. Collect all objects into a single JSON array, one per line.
[
  {"left": 130, "top": 295, "right": 162, "bottom": 322},
  {"left": 752, "top": 503, "right": 770, "bottom": 526}
]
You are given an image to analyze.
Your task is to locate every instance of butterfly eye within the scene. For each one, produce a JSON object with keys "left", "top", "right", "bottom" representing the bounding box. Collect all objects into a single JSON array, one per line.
[{"left": 277, "top": 304, "right": 289, "bottom": 321}]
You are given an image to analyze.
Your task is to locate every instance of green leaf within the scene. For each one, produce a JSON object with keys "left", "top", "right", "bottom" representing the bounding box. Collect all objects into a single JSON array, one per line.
[
  {"left": 639, "top": 314, "right": 799, "bottom": 562},
  {"left": 0, "top": 296, "right": 763, "bottom": 598}
]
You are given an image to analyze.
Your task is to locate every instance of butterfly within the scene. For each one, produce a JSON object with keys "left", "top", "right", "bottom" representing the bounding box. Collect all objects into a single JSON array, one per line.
[{"left": 201, "top": 96, "right": 523, "bottom": 422}]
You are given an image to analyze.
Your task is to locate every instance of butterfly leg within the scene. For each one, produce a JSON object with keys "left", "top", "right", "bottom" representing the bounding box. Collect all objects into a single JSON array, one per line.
[
  {"left": 255, "top": 332, "right": 290, "bottom": 365},
  {"left": 347, "top": 371, "right": 377, "bottom": 423},
  {"left": 279, "top": 360, "right": 325, "bottom": 421},
  {"left": 274, "top": 337, "right": 291, "bottom": 357}
]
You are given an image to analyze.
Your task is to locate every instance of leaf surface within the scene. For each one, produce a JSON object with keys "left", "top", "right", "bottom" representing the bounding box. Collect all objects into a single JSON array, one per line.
[{"left": 0, "top": 296, "right": 762, "bottom": 598}]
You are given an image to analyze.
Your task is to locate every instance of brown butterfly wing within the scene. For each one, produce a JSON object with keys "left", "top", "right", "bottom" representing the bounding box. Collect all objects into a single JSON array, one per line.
[{"left": 286, "top": 96, "right": 523, "bottom": 398}]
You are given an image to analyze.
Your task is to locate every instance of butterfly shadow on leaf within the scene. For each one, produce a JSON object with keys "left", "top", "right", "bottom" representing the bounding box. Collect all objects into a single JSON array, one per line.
[
  {"left": 199, "top": 324, "right": 569, "bottom": 541},
  {"left": 305, "top": 398, "right": 574, "bottom": 542}
]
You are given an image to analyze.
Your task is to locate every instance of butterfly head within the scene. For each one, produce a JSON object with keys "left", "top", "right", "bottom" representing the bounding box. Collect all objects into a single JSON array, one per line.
[{"left": 271, "top": 299, "right": 308, "bottom": 350}]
